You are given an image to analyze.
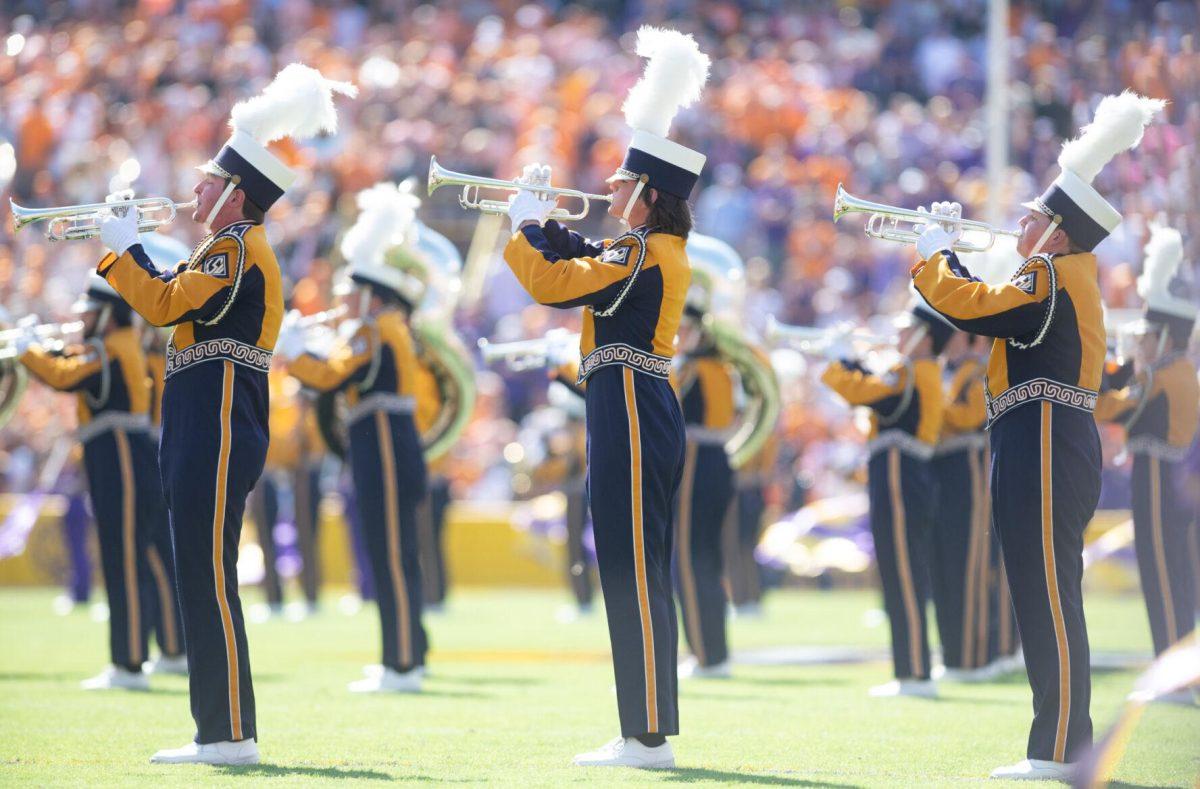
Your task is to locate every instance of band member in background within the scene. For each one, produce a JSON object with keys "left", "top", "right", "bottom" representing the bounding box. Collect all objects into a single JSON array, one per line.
[
  {"left": 15, "top": 274, "right": 161, "bottom": 690},
  {"left": 278, "top": 182, "right": 429, "bottom": 694},
  {"left": 911, "top": 92, "right": 1164, "bottom": 780},
  {"left": 96, "top": 65, "right": 354, "bottom": 765},
  {"left": 500, "top": 27, "right": 709, "bottom": 769},
  {"left": 544, "top": 369, "right": 595, "bottom": 620},
  {"left": 673, "top": 290, "right": 738, "bottom": 679},
  {"left": 1095, "top": 224, "right": 1198, "bottom": 691},
  {"left": 141, "top": 324, "right": 187, "bottom": 675},
  {"left": 821, "top": 301, "right": 947, "bottom": 698},
  {"left": 725, "top": 435, "right": 777, "bottom": 618},
  {"left": 248, "top": 369, "right": 324, "bottom": 620}
]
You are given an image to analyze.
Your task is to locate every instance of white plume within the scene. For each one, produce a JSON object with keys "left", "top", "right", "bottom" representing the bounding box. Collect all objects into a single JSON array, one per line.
[
  {"left": 621, "top": 27, "right": 710, "bottom": 137},
  {"left": 230, "top": 63, "right": 358, "bottom": 145},
  {"left": 1058, "top": 91, "right": 1166, "bottom": 183},
  {"left": 339, "top": 181, "right": 421, "bottom": 266},
  {"left": 1137, "top": 223, "right": 1184, "bottom": 301}
]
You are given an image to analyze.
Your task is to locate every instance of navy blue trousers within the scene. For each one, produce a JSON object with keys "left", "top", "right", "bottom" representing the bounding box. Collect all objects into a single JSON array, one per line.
[
  {"left": 674, "top": 442, "right": 734, "bottom": 667},
  {"left": 1131, "top": 453, "right": 1196, "bottom": 655},
  {"left": 418, "top": 475, "right": 450, "bottom": 606},
  {"left": 141, "top": 454, "right": 184, "bottom": 659},
  {"left": 991, "top": 402, "right": 1098, "bottom": 763},
  {"left": 82, "top": 429, "right": 160, "bottom": 671},
  {"left": 867, "top": 447, "right": 934, "bottom": 680},
  {"left": 160, "top": 360, "right": 267, "bottom": 744},
  {"left": 586, "top": 366, "right": 684, "bottom": 738},
  {"left": 931, "top": 446, "right": 991, "bottom": 669},
  {"left": 726, "top": 482, "right": 767, "bottom": 606},
  {"left": 348, "top": 410, "right": 427, "bottom": 671}
]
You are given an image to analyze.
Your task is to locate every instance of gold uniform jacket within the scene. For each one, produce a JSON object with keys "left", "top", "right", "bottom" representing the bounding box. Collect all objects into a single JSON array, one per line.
[
  {"left": 1095, "top": 354, "right": 1200, "bottom": 460},
  {"left": 939, "top": 356, "right": 988, "bottom": 453},
  {"left": 504, "top": 221, "right": 689, "bottom": 384},
  {"left": 674, "top": 350, "right": 736, "bottom": 445},
  {"left": 98, "top": 221, "right": 283, "bottom": 380},
  {"left": 20, "top": 326, "right": 150, "bottom": 442},
  {"left": 288, "top": 312, "right": 422, "bottom": 426},
  {"left": 821, "top": 357, "right": 944, "bottom": 459},
  {"left": 913, "top": 251, "right": 1105, "bottom": 427}
]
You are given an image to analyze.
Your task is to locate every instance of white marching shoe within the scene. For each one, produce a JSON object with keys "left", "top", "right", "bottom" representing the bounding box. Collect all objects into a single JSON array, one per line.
[
  {"left": 349, "top": 666, "right": 422, "bottom": 693},
  {"left": 990, "top": 758, "right": 1076, "bottom": 781},
  {"left": 678, "top": 657, "right": 732, "bottom": 679},
  {"left": 868, "top": 678, "right": 937, "bottom": 698},
  {"left": 144, "top": 654, "right": 189, "bottom": 676},
  {"left": 573, "top": 737, "right": 675, "bottom": 769},
  {"left": 150, "top": 739, "right": 260, "bottom": 765},
  {"left": 81, "top": 665, "right": 149, "bottom": 691}
]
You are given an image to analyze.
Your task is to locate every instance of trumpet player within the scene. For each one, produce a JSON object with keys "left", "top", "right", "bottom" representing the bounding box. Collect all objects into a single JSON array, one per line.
[
  {"left": 910, "top": 93, "right": 1164, "bottom": 780},
  {"left": 820, "top": 301, "right": 947, "bottom": 698},
  {"left": 93, "top": 66, "right": 353, "bottom": 765},
  {"left": 1095, "top": 225, "right": 1198, "bottom": 676},
  {"left": 276, "top": 182, "right": 430, "bottom": 694},
  {"left": 14, "top": 274, "right": 163, "bottom": 690},
  {"left": 500, "top": 27, "right": 709, "bottom": 769}
]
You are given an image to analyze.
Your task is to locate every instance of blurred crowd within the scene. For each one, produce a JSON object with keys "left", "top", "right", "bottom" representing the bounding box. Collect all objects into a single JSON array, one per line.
[{"left": 2, "top": 0, "right": 1197, "bottom": 508}]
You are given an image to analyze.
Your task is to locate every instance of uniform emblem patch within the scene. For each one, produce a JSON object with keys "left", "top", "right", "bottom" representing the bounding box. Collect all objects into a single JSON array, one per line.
[
  {"left": 1012, "top": 271, "right": 1037, "bottom": 294},
  {"left": 201, "top": 253, "right": 229, "bottom": 278},
  {"left": 600, "top": 245, "right": 631, "bottom": 265}
]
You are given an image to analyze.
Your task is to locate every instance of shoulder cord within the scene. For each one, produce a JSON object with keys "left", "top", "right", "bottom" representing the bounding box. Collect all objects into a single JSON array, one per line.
[
  {"left": 1122, "top": 368, "right": 1155, "bottom": 430},
  {"left": 1008, "top": 253, "right": 1058, "bottom": 350},
  {"left": 877, "top": 359, "right": 916, "bottom": 427},
  {"left": 356, "top": 324, "right": 384, "bottom": 393},
  {"left": 592, "top": 226, "right": 651, "bottom": 319},
  {"left": 194, "top": 226, "right": 248, "bottom": 327},
  {"left": 82, "top": 338, "right": 112, "bottom": 411}
]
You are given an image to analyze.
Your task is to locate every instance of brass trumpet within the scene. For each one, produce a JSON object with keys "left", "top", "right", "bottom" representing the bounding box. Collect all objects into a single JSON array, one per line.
[
  {"left": 832, "top": 184, "right": 1018, "bottom": 253},
  {"left": 428, "top": 156, "right": 612, "bottom": 222},
  {"left": 477, "top": 328, "right": 580, "bottom": 372},
  {"left": 0, "top": 320, "right": 84, "bottom": 360},
  {"left": 11, "top": 196, "right": 197, "bottom": 242},
  {"left": 765, "top": 316, "right": 890, "bottom": 353}
]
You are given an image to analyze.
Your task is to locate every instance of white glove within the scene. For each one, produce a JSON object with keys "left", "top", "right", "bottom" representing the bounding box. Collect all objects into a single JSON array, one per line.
[
  {"left": 822, "top": 336, "right": 855, "bottom": 363},
  {"left": 915, "top": 201, "right": 963, "bottom": 260},
  {"left": 105, "top": 188, "right": 135, "bottom": 206},
  {"left": 507, "top": 163, "right": 556, "bottom": 233},
  {"left": 99, "top": 207, "right": 141, "bottom": 256},
  {"left": 274, "top": 310, "right": 307, "bottom": 360}
]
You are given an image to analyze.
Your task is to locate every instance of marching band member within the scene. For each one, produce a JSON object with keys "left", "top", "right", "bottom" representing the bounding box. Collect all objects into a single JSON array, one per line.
[
  {"left": 16, "top": 275, "right": 161, "bottom": 690},
  {"left": 95, "top": 65, "right": 354, "bottom": 764},
  {"left": 1096, "top": 225, "right": 1198, "bottom": 675},
  {"left": 911, "top": 92, "right": 1164, "bottom": 780},
  {"left": 820, "top": 301, "right": 947, "bottom": 698},
  {"left": 140, "top": 324, "right": 187, "bottom": 675},
  {"left": 501, "top": 27, "right": 709, "bottom": 769},
  {"left": 277, "top": 182, "right": 429, "bottom": 694},
  {"left": 673, "top": 275, "right": 738, "bottom": 679},
  {"left": 930, "top": 330, "right": 991, "bottom": 679}
]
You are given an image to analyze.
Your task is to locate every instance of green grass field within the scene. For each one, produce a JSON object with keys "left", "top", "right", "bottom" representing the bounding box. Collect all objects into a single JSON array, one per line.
[{"left": 0, "top": 587, "right": 1196, "bottom": 786}]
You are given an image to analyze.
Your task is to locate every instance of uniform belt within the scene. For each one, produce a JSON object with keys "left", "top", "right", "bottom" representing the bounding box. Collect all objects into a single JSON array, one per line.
[
  {"left": 685, "top": 426, "right": 734, "bottom": 446},
  {"left": 165, "top": 338, "right": 273, "bottom": 379},
  {"left": 867, "top": 430, "right": 934, "bottom": 460},
  {"left": 933, "top": 432, "right": 987, "bottom": 455},
  {"left": 1126, "top": 436, "right": 1191, "bottom": 462},
  {"left": 985, "top": 377, "right": 1097, "bottom": 427},
  {"left": 577, "top": 343, "right": 672, "bottom": 384},
  {"left": 77, "top": 412, "right": 151, "bottom": 444},
  {"left": 346, "top": 393, "right": 416, "bottom": 426}
]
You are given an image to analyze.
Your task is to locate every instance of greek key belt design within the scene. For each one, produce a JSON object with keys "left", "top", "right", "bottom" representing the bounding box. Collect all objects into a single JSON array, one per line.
[
  {"left": 165, "top": 338, "right": 273, "bottom": 379},
  {"left": 867, "top": 430, "right": 934, "bottom": 460},
  {"left": 985, "top": 377, "right": 1097, "bottom": 426},
  {"left": 77, "top": 412, "right": 151, "bottom": 444},
  {"left": 577, "top": 343, "right": 672, "bottom": 384},
  {"left": 346, "top": 393, "right": 416, "bottom": 426}
]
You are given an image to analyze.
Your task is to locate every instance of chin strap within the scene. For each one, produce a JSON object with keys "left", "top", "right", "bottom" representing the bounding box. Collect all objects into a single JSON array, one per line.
[
  {"left": 1028, "top": 213, "right": 1062, "bottom": 257},
  {"left": 900, "top": 324, "right": 928, "bottom": 357},
  {"left": 91, "top": 305, "right": 112, "bottom": 339},
  {"left": 621, "top": 174, "right": 650, "bottom": 228},
  {"left": 1155, "top": 326, "right": 1170, "bottom": 360},
  {"left": 204, "top": 175, "right": 241, "bottom": 229}
]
